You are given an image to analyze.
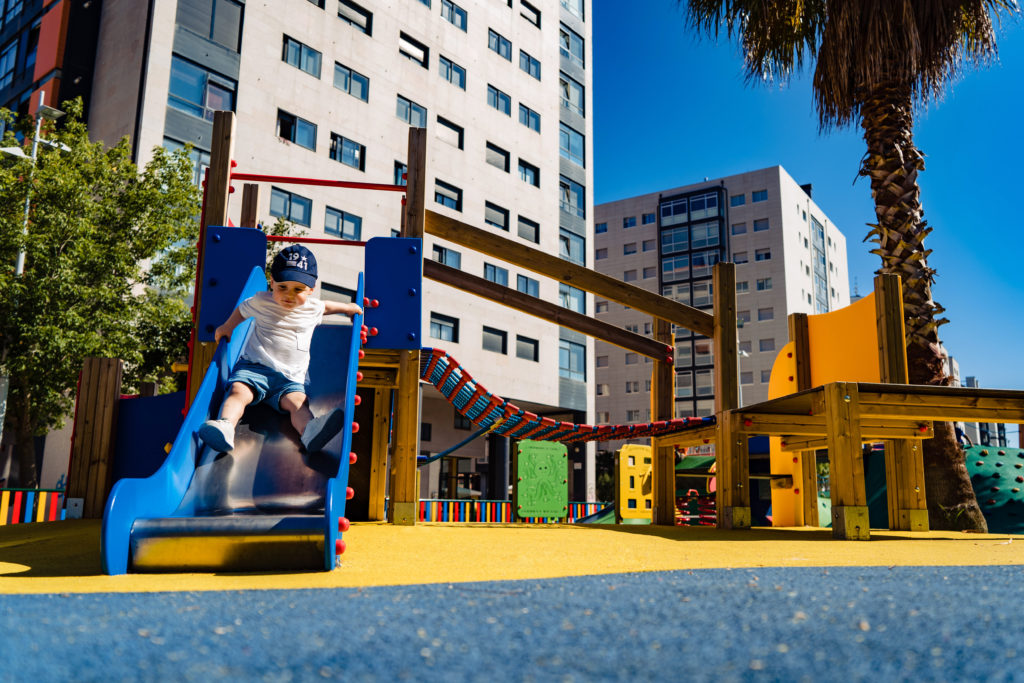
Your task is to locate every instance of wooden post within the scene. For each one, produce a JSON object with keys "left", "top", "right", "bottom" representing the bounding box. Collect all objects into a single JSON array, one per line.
[
  {"left": 239, "top": 183, "right": 261, "bottom": 228},
  {"left": 712, "top": 262, "right": 749, "bottom": 528},
  {"left": 188, "top": 111, "right": 236, "bottom": 407},
  {"left": 825, "top": 382, "right": 870, "bottom": 539},
  {"left": 368, "top": 387, "right": 390, "bottom": 521},
  {"left": 402, "top": 127, "right": 427, "bottom": 239},
  {"left": 788, "top": 312, "right": 818, "bottom": 526},
  {"left": 67, "top": 358, "right": 124, "bottom": 519},
  {"left": 651, "top": 317, "right": 675, "bottom": 525},
  {"left": 874, "top": 273, "right": 927, "bottom": 531}
]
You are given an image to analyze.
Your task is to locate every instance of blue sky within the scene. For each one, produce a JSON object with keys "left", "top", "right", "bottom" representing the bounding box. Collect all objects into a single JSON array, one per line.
[{"left": 592, "top": 3, "right": 1024, "bottom": 397}]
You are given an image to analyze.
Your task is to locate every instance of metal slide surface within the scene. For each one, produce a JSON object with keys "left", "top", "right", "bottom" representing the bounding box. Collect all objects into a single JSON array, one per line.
[{"left": 102, "top": 268, "right": 364, "bottom": 574}]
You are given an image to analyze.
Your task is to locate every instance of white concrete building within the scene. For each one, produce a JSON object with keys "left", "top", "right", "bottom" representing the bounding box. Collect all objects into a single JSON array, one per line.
[
  {"left": 85, "top": 0, "right": 596, "bottom": 502},
  {"left": 593, "top": 166, "right": 850, "bottom": 453}
]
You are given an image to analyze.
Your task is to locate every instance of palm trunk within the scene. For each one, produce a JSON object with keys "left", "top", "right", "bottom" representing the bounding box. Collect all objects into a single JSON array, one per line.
[
  {"left": 859, "top": 81, "right": 986, "bottom": 532},
  {"left": 9, "top": 375, "right": 39, "bottom": 489}
]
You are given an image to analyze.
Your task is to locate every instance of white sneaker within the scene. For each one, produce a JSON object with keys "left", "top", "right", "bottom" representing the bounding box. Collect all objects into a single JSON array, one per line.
[
  {"left": 301, "top": 409, "right": 345, "bottom": 452},
  {"left": 199, "top": 419, "right": 235, "bottom": 452}
]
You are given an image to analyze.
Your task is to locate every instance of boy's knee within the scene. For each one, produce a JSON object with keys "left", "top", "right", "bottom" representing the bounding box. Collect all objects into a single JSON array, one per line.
[
  {"left": 227, "top": 382, "right": 255, "bottom": 401},
  {"left": 279, "top": 391, "right": 309, "bottom": 413}
]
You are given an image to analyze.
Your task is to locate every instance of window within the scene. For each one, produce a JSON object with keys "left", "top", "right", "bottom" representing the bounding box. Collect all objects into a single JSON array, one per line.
[
  {"left": 559, "top": 228, "right": 585, "bottom": 265},
  {"left": 559, "top": 340, "right": 585, "bottom": 381},
  {"left": 430, "top": 312, "right": 459, "bottom": 342},
  {"left": 421, "top": 423, "right": 432, "bottom": 442},
  {"left": 755, "top": 248, "right": 772, "bottom": 261},
  {"left": 663, "top": 284, "right": 690, "bottom": 305},
  {"left": 643, "top": 267, "right": 656, "bottom": 279},
  {"left": 595, "top": 248, "right": 608, "bottom": 260},
  {"left": 596, "top": 384, "right": 608, "bottom": 396},
  {"left": 761, "top": 369, "right": 772, "bottom": 383},
  {"left": 559, "top": 176, "right": 585, "bottom": 218},
  {"left": 168, "top": 55, "right": 236, "bottom": 121},
  {"left": 557, "top": 123, "right": 585, "bottom": 166},
  {"left": 436, "top": 116, "right": 464, "bottom": 149},
  {"left": 676, "top": 371, "right": 693, "bottom": 398},
  {"left": 559, "top": 284, "right": 585, "bottom": 313},
  {"left": 757, "top": 307, "right": 774, "bottom": 321},
  {"left": 416, "top": 0, "right": 430, "bottom": 6},
  {"left": 325, "top": 206, "right": 362, "bottom": 240},
  {"left": 484, "top": 263, "right": 508, "bottom": 286},
  {"left": 753, "top": 218, "right": 770, "bottom": 232},
  {"left": 487, "top": 85, "right": 511, "bottom": 115},
  {"left": 488, "top": 29, "right": 511, "bottom": 60},
  {"left": 626, "top": 409, "right": 641, "bottom": 422},
  {"left": 338, "top": 0, "right": 373, "bottom": 34},
  {"left": 163, "top": 138, "right": 210, "bottom": 187},
  {"left": 624, "top": 353, "right": 638, "bottom": 365},
  {"left": 320, "top": 283, "right": 356, "bottom": 306},
  {"left": 454, "top": 412, "right": 472, "bottom": 430},
  {"left": 561, "top": 0, "right": 583, "bottom": 19},
  {"left": 690, "top": 221, "right": 719, "bottom": 248},
  {"left": 731, "top": 222, "right": 747, "bottom": 235},
  {"left": 334, "top": 62, "right": 369, "bottom": 101},
  {"left": 176, "top": 0, "right": 243, "bottom": 51},
  {"left": 439, "top": 55, "right": 466, "bottom": 89},
  {"left": 642, "top": 213, "right": 655, "bottom": 225},
  {"left": 517, "top": 274, "right": 539, "bottom": 297},
  {"left": 396, "top": 95, "right": 427, "bottom": 126},
  {"left": 623, "top": 242, "right": 637, "bottom": 255},
  {"left": 730, "top": 194, "right": 745, "bottom": 207},
  {"left": 595, "top": 222, "right": 607, "bottom": 234},
  {"left": 759, "top": 338, "right": 776, "bottom": 353},
  {"left": 595, "top": 301, "right": 608, "bottom": 313},
  {"left": 432, "top": 244, "right": 461, "bottom": 268},
  {"left": 277, "top": 109, "right": 316, "bottom": 150},
  {"left": 270, "top": 187, "right": 312, "bottom": 227},
  {"left": 399, "top": 32, "right": 429, "bottom": 67},
  {"left": 623, "top": 270, "right": 637, "bottom": 282},
  {"left": 691, "top": 250, "right": 719, "bottom": 278},
  {"left": 739, "top": 340, "right": 752, "bottom": 355},
  {"left": 733, "top": 251, "right": 748, "bottom": 264},
  {"left": 560, "top": 72, "right": 584, "bottom": 116},
  {"left": 434, "top": 179, "right": 463, "bottom": 211},
  {"left": 736, "top": 281, "right": 749, "bottom": 294},
  {"left": 738, "top": 310, "right": 751, "bottom": 324},
  {"left": 661, "top": 227, "right": 688, "bottom": 253},
  {"left": 485, "top": 142, "right": 510, "bottom": 171},
  {"left": 1, "top": 41, "right": 17, "bottom": 90},
  {"left": 283, "top": 36, "right": 322, "bottom": 77},
  {"left": 518, "top": 160, "right": 540, "bottom": 187},
  {"left": 441, "top": 0, "right": 467, "bottom": 30},
  {"left": 482, "top": 327, "right": 507, "bottom": 354},
  {"left": 329, "top": 133, "right": 365, "bottom": 170},
  {"left": 394, "top": 161, "right": 407, "bottom": 186},
  {"left": 660, "top": 197, "right": 687, "bottom": 226},
  {"left": 520, "top": 0, "right": 541, "bottom": 26},
  {"left": 642, "top": 239, "right": 656, "bottom": 252},
  {"left": 518, "top": 104, "right": 541, "bottom": 133},
  {"left": 596, "top": 356, "right": 609, "bottom": 368},
  {"left": 484, "top": 202, "right": 509, "bottom": 231},
  {"left": 519, "top": 50, "right": 541, "bottom": 79},
  {"left": 689, "top": 192, "right": 719, "bottom": 220},
  {"left": 559, "top": 24, "right": 584, "bottom": 67},
  {"left": 692, "top": 281, "right": 713, "bottom": 308},
  {"left": 518, "top": 216, "right": 539, "bottom": 243},
  {"left": 752, "top": 189, "right": 768, "bottom": 202},
  {"left": 624, "top": 324, "right": 638, "bottom": 333},
  {"left": 756, "top": 277, "right": 772, "bottom": 291},
  {"left": 516, "top": 335, "right": 539, "bottom": 362},
  {"left": 625, "top": 381, "right": 639, "bottom": 394},
  {"left": 661, "top": 255, "right": 689, "bottom": 281},
  {"left": 597, "top": 412, "right": 610, "bottom": 424},
  {"left": 696, "top": 369, "right": 713, "bottom": 396}
]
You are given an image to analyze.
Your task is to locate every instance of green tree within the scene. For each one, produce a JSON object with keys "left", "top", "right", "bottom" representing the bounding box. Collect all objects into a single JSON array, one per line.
[
  {"left": 680, "top": 0, "right": 1019, "bottom": 530},
  {"left": 0, "top": 100, "right": 200, "bottom": 487}
]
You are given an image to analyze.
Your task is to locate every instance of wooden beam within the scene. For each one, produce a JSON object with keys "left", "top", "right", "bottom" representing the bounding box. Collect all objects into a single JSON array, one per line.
[
  {"left": 824, "top": 382, "right": 869, "bottom": 540},
  {"left": 357, "top": 367, "right": 398, "bottom": 388},
  {"left": 367, "top": 388, "right": 389, "bottom": 521},
  {"left": 651, "top": 317, "right": 675, "bottom": 525},
  {"left": 424, "top": 210, "right": 715, "bottom": 336},
  {"left": 389, "top": 349, "right": 420, "bottom": 525},
  {"left": 239, "top": 183, "right": 261, "bottom": 228},
  {"left": 712, "top": 262, "right": 738, "bottom": 412},
  {"left": 403, "top": 128, "right": 427, "bottom": 239},
  {"left": 874, "top": 274, "right": 908, "bottom": 384},
  {"left": 649, "top": 424, "right": 717, "bottom": 448},
  {"left": 787, "top": 313, "right": 811, "bottom": 391},
  {"left": 359, "top": 349, "right": 404, "bottom": 368},
  {"left": 715, "top": 410, "right": 750, "bottom": 529},
  {"left": 424, "top": 260, "right": 671, "bottom": 361}
]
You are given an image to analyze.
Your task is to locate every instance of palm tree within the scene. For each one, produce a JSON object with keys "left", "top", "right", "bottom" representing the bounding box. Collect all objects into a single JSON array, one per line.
[{"left": 681, "top": 0, "right": 1019, "bottom": 530}]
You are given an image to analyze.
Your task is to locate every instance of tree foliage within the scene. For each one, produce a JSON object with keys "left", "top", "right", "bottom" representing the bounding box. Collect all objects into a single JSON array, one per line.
[{"left": 0, "top": 100, "right": 200, "bottom": 486}]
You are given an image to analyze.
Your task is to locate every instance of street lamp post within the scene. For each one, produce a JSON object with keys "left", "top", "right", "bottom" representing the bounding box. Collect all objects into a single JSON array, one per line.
[{"left": 0, "top": 91, "right": 65, "bottom": 463}]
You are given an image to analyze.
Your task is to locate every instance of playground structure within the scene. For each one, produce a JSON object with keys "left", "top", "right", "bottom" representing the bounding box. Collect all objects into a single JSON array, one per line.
[{"left": 91, "top": 112, "right": 1024, "bottom": 573}]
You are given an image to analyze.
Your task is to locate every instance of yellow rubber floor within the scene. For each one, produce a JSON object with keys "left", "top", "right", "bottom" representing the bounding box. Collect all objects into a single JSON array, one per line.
[{"left": 1, "top": 520, "right": 1021, "bottom": 595}]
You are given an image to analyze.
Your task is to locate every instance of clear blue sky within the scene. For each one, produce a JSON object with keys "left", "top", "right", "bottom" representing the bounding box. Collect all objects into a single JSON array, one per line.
[{"left": 592, "top": 3, "right": 1024, "bottom": 394}]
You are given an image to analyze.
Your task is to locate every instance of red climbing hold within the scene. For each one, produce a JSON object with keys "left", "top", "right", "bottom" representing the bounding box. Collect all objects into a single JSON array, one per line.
[
  {"left": 356, "top": 371, "right": 364, "bottom": 381},
  {"left": 369, "top": 327, "right": 378, "bottom": 336},
  {"left": 336, "top": 539, "right": 346, "bottom": 555},
  {"left": 353, "top": 394, "right": 362, "bottom": 405},
  {"left": 352, "top": 422, "right": 360, "bottom": 433},
  {"left": 349, "top": 452, "right": 358, "bottom": 464},
  {"left": 346, "top": 487, "right": 355, "bottom": 499},
  {"left": 338, "top": 517, "right": 351, "bottom": 532}
]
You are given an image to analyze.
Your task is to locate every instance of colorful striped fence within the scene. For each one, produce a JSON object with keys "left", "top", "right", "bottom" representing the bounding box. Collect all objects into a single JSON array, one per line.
[
  {"left": 418, "top": 499, "right": 608, "bottom": 524},
  {"left": 0, "top": 489, "right": 67, "bottom": 526}
]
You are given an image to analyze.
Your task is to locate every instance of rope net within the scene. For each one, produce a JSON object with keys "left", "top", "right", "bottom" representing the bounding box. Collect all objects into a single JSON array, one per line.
[{"left": 420, "top": 348, "right": 715, "bottom": 443}]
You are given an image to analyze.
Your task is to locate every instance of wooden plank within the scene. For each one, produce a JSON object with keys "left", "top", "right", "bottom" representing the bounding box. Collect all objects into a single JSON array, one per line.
[
  {"left": 874, "top": 273, "right": 908, "bottom": 384},
  {"left": 67, "top": 361, "right": 95, "bottom": 500},
  {"left": 367, "top": 388, "right": 389, "bottom": 521},
  {"left": 360, "top": 349, "right": 403, "bottom": 368},
  {"left": 85, "top": 358, "right": 123, "bottom": 518},
  {"left": 715, "top": 410, "right": 750, "bottom": 529},
  {"left": 858, "top": 404, "right": 1024, "bottom": 422},
  {"left": 824, "top": 382, "right": 869, "bottom": 540},
  {"left": 403, "top": 128, "right": 427, "bottom": 239},
  {"left": 425, "top": 260, "right": 671, "bottom": 360},
  {"left": 389, "top": 349, "right": 420, "bottom": 524},
  {"left": 712, "top": 263, "right": 738, "bottom": 412},
  {"left": 799, "top": 449, "right": 819, "bottom": 526},
  {"left": 787, "top": 313, "right": 811, "bottom": 390},
  {"left": 650, "top": 424, "right": 717, "bottom": 448},
  {"left": 239, "top": 183, "right": 261, "bottom": 228},
  {"left": 651, "top": 318, "right": 675, "bottom": 525},
  {"left": 857, "top": 383, "right": 1024, "bottom": 403},
  {"left": 424, "top": 210, "right": 715, "bottom": 336},
  {"left": 357, "top": 367, "right": 398, "bottom": 388}
]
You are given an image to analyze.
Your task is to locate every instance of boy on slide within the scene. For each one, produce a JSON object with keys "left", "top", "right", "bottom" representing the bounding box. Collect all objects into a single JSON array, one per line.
[{"left": 198, "top": 245, "right": 362, "bottom": 453}]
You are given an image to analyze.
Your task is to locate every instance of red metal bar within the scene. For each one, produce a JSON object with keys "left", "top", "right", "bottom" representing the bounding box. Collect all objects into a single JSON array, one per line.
[
  {"left": 231, "top": 172, "right": 406, "bottom": 193},
  {"left": 264, "top": 235, "right": 366, "bottom": 247}
]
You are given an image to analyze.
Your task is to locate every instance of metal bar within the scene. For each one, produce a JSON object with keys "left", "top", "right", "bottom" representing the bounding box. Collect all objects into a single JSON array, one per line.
[
  {"left": 264, "top": 235, "right": 366, "bottom": 246},
  {"left": 230, "top": 172, "right": 406, "bottom": 193}
]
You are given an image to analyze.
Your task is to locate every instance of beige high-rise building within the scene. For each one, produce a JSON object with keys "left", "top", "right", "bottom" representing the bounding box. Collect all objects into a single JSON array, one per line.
[
  {"left": 593, "top": 166, "right": 850, "bottom": 455},
  {"left": 83, "top": 0, "right": 596, "bottom": 502}
]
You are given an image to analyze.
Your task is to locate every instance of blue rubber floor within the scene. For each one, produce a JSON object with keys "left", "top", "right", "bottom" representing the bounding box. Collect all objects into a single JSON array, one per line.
[{"left": 3, "top": 566, "right": 1022, "bottom": 681}]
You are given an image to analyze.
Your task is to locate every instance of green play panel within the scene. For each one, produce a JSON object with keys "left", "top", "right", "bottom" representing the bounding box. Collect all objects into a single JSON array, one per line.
[
  {"left": 966, "top": 445, "right": 1024, "bottom": 534},
  {"left": 514, "top": 440, "right": 568, "bottom": 519}
]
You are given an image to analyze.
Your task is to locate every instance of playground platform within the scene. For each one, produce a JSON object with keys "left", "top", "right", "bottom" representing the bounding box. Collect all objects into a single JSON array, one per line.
[{"left": 2, "top": 520, "right": 1021, "bottom": 595}]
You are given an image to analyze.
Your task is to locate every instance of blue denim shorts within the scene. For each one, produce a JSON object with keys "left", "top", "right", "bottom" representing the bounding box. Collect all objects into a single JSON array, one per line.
[{"left": 228, "top": 360, "right": 307, "bottom": 413}]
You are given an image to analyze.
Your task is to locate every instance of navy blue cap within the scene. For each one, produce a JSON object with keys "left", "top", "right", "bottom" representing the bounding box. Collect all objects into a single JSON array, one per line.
[{"left": 271, "top": 245, "right": 318, "bottom": 288}]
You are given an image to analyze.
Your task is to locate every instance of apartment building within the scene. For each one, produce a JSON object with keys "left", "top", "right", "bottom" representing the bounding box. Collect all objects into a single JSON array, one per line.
[
  {"left": 593, "top": 166, "right": 851, "bottom": 454},
  {"left": 0, "top": 0, "right": 595, "bottom": 502}
]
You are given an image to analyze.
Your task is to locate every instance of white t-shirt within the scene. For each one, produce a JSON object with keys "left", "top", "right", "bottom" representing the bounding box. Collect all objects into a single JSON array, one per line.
[{"left": 237, "top": 291, "right": 326, "bottom": 382}]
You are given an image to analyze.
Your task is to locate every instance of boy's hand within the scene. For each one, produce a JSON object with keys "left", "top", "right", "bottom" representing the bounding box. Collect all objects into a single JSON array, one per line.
[
  {"left": 214, "top": 324, "right": 231, "bottom": 345},
  {"left": 325, "top": 301, "right": 363, "bottom": 318}
]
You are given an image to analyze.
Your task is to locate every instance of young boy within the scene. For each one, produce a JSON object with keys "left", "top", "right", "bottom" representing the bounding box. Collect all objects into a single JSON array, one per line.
[{"left": 198, "top": 244, "right": 363, "bottom": 453}]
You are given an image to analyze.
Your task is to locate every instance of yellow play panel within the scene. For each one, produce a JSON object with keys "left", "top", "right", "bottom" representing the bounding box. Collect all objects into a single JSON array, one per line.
[{"left": 2, "top": 520, "right": 1022, "bottom": 595}]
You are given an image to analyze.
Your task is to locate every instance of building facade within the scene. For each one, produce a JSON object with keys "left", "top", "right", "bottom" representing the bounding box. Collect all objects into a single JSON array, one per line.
[
  {"left": 0, "top": 0, "right": 596, "bottom": 502},
  {"left": 593, "top": 166, "right": 851, "bottom": 453}
]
